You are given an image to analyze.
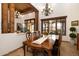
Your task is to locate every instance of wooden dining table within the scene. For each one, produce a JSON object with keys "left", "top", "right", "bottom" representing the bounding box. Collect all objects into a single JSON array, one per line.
[{"left": 23, "top": 36, "right": 54, "bottom": 56}]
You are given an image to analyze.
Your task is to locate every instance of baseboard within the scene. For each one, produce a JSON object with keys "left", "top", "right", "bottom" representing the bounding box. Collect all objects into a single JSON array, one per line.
[
  {"left": 62, "top": 41, "right": 70, "bottom": 43},
  {"left": 3, "top": 46, "right": 23, "bottom": 56}
]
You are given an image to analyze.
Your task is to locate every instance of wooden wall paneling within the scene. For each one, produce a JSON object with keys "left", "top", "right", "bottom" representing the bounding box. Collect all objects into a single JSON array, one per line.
[
  {"left": 2, "top": 3, "right": 8, "bottom": 33},
  {"left": 9, "top": 3, "right": 15, "bottom": 33},
  {"left": 35, "top": 11, "right": 39, "bottom": 31},
  {"left": 77, "top": 33, "right": 79, "bottom": 50},
  {"left": 41, "top": 20, "right": 43, "bottom": 34}
]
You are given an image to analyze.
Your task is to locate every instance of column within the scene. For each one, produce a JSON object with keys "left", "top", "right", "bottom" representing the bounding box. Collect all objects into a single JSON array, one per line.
[
  {"left": 2, "top": 3, "right": 8, "bottom": 33},
  {"left": 9, "top": 3, "right": 15, "bottom": 32}
]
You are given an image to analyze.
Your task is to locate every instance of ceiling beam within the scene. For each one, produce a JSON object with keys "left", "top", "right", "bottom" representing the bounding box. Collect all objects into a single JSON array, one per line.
[{"left": 28, "top": 3, "right": 38, "bottom": 12}]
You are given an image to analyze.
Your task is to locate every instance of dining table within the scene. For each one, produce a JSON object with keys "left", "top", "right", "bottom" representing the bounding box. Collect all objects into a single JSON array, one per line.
[{"left": 23, "top": 35, "right": 56, "bottom": 56}]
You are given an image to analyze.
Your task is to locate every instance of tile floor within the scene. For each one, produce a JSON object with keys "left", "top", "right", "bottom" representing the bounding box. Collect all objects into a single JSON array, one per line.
[{"left": 6, "top": 41, "right": 79, "bottom": 56}]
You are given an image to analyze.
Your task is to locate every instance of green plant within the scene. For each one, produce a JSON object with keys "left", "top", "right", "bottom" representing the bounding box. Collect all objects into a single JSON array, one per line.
[
  {"left": 49, "top": 32, "right": 54, "bottom": 35},
  {"left": 69, "top": 33, "right": 77, "bottom": 39},
  {"left": 70, "top": 27, "right": 76, "bottom": 32},
  {"left": 24, "top": 27, "right": 27, "bottom": 32},
  {"left": 69, "top": 27, "right": 77, "bottom": 40},
  {"left": 26, "top": 29, "right": 30, "bottom": 34},
  {"left": 27, "top": 29, "right": 30, "bottom": 32},
  {"left": 43, "top": 31, "right": 48, "bottom": 35}
]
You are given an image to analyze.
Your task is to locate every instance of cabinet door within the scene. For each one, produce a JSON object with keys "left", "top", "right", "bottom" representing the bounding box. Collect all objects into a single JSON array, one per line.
[
  {"left": 25, "top": 19, "right": 35, "bottom": 32},
  {"left": 49, "top": 20, "right": 56, "bottom": 34},
  {"left": 57, "top": 19, "right": 62, "bottom": 34},
  {"left": 41, "top": 16, "right": 67, "bottom": 35},
  {"left": 57, "top": 19, "right": 66, "bottom": 35},
  {"left": 42, "top": 20, "right": 49, "bottom": 33},
  {"left": 77, "top": 33, "right": 79, "bottom": 49},
  {"left": 30, "top": 20, "right": 35, "bottom": 32}
]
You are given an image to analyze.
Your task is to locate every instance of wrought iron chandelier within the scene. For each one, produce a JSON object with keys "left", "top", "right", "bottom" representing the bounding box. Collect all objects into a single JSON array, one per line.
[
  {"left": 15, "top": 11, "right": 20, "bottom": 18},
  {"left": 42, "top": 3, "right": 53, "bottom": 16}
]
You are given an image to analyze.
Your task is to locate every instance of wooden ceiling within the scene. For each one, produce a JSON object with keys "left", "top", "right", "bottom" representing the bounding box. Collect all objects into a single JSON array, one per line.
[{"left": 9, "top": 3, "right": 38, "bottom": 14}]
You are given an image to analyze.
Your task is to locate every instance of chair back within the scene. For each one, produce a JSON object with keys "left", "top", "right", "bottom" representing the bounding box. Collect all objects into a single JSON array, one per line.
[
  {"left": 52, "top": 46, "right": 58, "bottom": 56},
  {"left": 31, "top": 34, "right": 37, "bottom": 41},
  {"left": 33, "top": 31, "right": 41, "bottom": 38},
  {"left": 53, "top": 39, "right": 59, "bottom": 47},
  {"left": 26, "top": 32, "right": 32, "bottom": 40},
  {"left": 52, "top": 34, "right": 62, "bottom": 56},
  {"left": 58, "top": 33, "right": 62, "bottom": 46}
]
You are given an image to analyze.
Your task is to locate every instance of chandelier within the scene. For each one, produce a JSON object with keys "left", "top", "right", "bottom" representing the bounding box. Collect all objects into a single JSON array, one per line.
[
  {"left": 42, "top": 3, "right": 53, "bottom": 16},
  {"left": 15, "top": 11, "right": 20, "bottom": 18}
]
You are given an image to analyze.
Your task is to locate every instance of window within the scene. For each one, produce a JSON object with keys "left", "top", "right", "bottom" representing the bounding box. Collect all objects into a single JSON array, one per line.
[
  {"left": 41, "top": 16, "right": 67, "bottom": 35},
  {"left": 24, "top": 18, "right": 35, "bottom": 32}
]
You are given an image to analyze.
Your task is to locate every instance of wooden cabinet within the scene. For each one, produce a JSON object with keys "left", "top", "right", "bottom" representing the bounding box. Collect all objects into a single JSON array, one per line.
[{"left": 77, "top": 33, "right": 79, "bottom": 49}]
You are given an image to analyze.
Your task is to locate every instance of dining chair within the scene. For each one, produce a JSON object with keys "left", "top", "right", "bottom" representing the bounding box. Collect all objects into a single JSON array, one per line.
[
  {"left": 32, "top": 48, "right": 43, "bottom": 56},
  {"left": 43, "top": 39, "right": 59, "bottom": 56},
  {"left": 34, "top": 31, "right": 41, "bottom": 38},
  {"left": 31, "top": 31, "right": 44, "bottom": 56},
  {"left": 52, "top": 46, "right": 59, "bottom": 56},
  {"left": 52, "top": 33, "right": 62, "bottom": 56},
  {"left": 53, "top": 33, "right": 62, "bottom": 56},
  {"left": 43, "top": 34, "right": 62, "bottom": 56},
  {"left": 58, "top": 33, "right": 62, "bottom": 55},
  {"left": 26, "top": 31, "right": 32, "bottom": 39},
  {"left": 25, "top": 32, "right": 32, "bottom": 52},
  {"left": 52, "top": 39, "right": 59, "bottom": 56}
]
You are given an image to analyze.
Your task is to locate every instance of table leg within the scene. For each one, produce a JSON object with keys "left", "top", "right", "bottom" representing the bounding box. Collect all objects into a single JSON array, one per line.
[
  {"left": 27, "top": 46, "right": 28, "bottom": 52},
  {"left": 48, "top": 50, "right": 52, "bottom": 56},
  {"left": 23, "top": 44, "right": 26, "bottom": 56}
]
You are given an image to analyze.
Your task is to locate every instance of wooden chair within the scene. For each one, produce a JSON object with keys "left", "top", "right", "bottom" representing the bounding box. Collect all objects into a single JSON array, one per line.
[
  {"left": 52, "top": 34, "right": 62, "bottom": 56},
  {"left": 25, "top": 32, "right": 32, "bottom": 52},
  {"left": 52, "top": 39, "right": 60, "bottom": 56},
  {"left": 58, "top": 33, "right": 62, "bottom": 56},
  {"left": 31, "top": 32, "right": 43, "bottom": 56},
  {"left": 34, "top": 31, "right": 41, "bottom": 38},
  {"left": 23, "top": 31, "right": 42, "bottom": 55},
  {"left": 26, "top": 32, "right": 32, "bottom": 39},
  {"left": 31, "top": 31, "right": 44, "bottom": 56},
  {"left": 59, "top": 33, "right": 62, "bottom": 46},
  {"left": 52, "top": 45, "right": 59, "bottom": 56},
  {"left": 43, "top": 34, "right": 62, "bottom": 56}
]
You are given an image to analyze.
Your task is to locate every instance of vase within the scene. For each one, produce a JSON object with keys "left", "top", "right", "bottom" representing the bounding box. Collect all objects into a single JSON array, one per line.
[{"left": 43, "top": 35, "right": 47, "bottom": 37}]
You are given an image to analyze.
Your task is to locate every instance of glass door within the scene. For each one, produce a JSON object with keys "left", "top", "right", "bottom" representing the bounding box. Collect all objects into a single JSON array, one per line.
[
  {"left": 56, "top": 19, "right": 66, "bottom": 35},
  {"left": 49, "top": 20, "right": 56, "bottom": 34},
  {"left": 31, "top": 20, "right": 35, "bottom": 32},
  {"left": 57, "top": 19, "right": 62, "bottom": 34},
  {"left": 41, "top": 16, "right": 66, "bottom": 35},
  {"left": 24, "top": 19, "right": 35, "bottom": 32},
  {"left": 42, "top": 20, "right": 49, "bottom": 33}
]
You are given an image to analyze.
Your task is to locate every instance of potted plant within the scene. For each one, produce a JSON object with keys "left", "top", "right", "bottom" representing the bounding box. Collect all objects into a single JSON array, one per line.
[
  {"left": 26, "top": 29, "right": 30, "bottom": 34},
  {"left": 43, "top": 31, "right": 48, "bottom": 37},
  {"left": 69, "top": 27, "right": 77, "bottom": 45},
  {"left": 49, "top": 31, "right": 54, "bottom": 35},
  {"left": 69, "top": 33, "right": 76, "bottom": 39},
  {"left": 70, "top": 27, "right": 76, "bottom": 32}
]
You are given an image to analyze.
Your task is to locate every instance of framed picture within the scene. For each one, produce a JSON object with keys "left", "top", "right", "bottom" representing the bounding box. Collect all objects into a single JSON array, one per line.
[{"left": 71, "top": 20, "right": 79, "bottom": 26}]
